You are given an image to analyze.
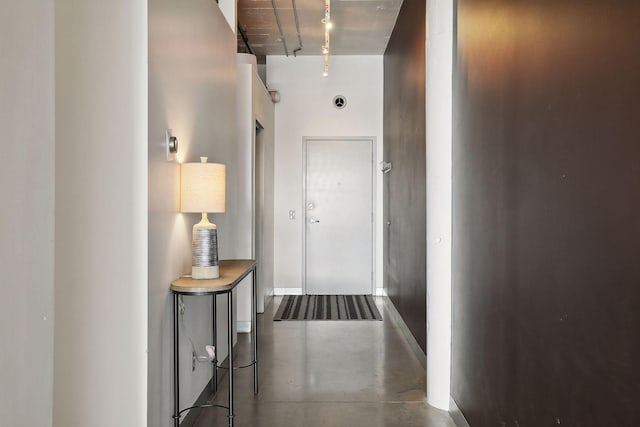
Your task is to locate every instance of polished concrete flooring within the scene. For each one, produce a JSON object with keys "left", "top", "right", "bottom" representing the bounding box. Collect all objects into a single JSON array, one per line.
[{"left": 191, "top": 296, "right": 455, "bottom": 427}]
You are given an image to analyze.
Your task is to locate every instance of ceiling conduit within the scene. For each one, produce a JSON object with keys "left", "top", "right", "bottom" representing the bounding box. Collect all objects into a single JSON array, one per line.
[
  {"left": 291, "top": 0, "right": 303, "bottom": 56},
  {"left": 270, "top": 0, "right": 289, "bottom": 56},
  {"left": 237, "top": 22, "right": 256, "bottom": 55}
]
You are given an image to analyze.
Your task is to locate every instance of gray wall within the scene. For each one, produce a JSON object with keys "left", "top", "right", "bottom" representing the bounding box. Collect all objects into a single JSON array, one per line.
[
  {"left": 0, "top": 3, "right": 54, "bottom": 425},
  {"left": 383, "top": 0, "right": 427, "bottom": 352},
  {"left": 453, "top": 0, "right": 640, "bottom": 425},
  {"left": 148, "top": 0, "right": 239, "bottom": 425},
  {"left": 54, "top": 1, "right": 148, "bottom": 425}
]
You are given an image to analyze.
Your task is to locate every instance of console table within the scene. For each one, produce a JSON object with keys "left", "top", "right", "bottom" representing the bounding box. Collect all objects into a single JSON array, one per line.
[{"left": 171, "top": 259, "right": 258, "bottom": 427}]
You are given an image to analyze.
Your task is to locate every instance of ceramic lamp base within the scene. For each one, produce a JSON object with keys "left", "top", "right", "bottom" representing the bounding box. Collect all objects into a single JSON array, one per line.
[
  {"left": 192, "top": 265, "right": 219, "bottom": 280},
  {"left": 191, "top": 213, "right": 219, "bottom": 280}
]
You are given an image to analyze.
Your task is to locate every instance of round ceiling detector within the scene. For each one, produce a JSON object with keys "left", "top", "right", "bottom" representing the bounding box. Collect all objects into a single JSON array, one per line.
[{"left": 333, "top": 95, "right": 347, "bottom": 109}]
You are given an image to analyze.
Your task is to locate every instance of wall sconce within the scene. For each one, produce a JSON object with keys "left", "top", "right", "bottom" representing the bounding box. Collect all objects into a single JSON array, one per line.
[
  {"left": 269, "top": 90, "right": 281, "bottom": 103},
  {"left": 381, "top": 160, "right": 393, "bottom": 174},
  {"left": 166, "top": 129, "right": 179, "bottom": 161}
]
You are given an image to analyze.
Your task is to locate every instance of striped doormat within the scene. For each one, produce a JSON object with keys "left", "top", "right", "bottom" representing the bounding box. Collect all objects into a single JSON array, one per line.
[{"left": 273, "top": 295, "right": 382, "bottom": 321}]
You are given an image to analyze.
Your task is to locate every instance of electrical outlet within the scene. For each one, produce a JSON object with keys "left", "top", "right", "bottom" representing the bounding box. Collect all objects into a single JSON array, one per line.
[{"left": 206, "top": 345, "right": 215, "bottom": 360}]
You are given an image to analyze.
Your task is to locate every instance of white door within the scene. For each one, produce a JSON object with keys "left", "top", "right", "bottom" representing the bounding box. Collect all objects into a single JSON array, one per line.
[{"left": 304, "top": 138, "right": 374, "bottom": 295}]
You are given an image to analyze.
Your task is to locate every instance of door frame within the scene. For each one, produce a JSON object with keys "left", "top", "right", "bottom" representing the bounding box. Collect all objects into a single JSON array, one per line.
[
  {"left": 251, "top": 120, "right": 265, "bottom": 312},
  {"left": 301, "top": 136, "right": 377, "bottom": 295}
]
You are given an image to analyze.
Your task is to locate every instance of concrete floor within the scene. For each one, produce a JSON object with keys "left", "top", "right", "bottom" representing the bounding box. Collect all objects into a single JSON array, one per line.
[{"left": 191, "top": 296, "right": 455, "bottom": 427}]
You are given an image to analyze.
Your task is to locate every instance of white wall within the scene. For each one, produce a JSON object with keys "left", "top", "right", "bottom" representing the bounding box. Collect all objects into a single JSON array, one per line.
[
  {"left": 218, "top": 0, "right": 237, "bottom": 33},
  {"left": 54, "top": 1, "right": 148, "bottom": 426},
  {"left": 0, "top": 3, "right": 54, "bottom": 426},
  {"left": 425, "top": 0, "right": 453, "bottom": 410},
  {"left": 148, "top": 1, "right": 240, "bottom": 425},
  {"left": 252, "top": 65, "right": 276, "bottom": 306},
  {"left": 236, "top": 57, "right": 275, "bottom": 331},
  {"left": 267, "top": 55, "right": 384, "bottom": 292}
]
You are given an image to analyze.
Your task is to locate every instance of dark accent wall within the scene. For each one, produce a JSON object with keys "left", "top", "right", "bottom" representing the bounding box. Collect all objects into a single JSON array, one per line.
[
  {"left": 383, "top": 0, "right": 427, "bottom": 352},
  {"left": 453, "top": 1, "right": 640, "bottom": 425}
]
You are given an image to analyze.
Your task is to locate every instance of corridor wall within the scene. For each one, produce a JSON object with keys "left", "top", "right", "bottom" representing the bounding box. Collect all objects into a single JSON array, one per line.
[
  {"left": 383, "top": 0, "right": 428, "bottom": 352},
  {"left": 453, "top": 1, "right": 640, "bottom": 425}
]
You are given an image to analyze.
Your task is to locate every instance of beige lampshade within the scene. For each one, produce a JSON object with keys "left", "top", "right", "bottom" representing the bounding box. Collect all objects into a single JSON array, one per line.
[{"left": 180, "top": 157, "right": 226, "bottom": 213}]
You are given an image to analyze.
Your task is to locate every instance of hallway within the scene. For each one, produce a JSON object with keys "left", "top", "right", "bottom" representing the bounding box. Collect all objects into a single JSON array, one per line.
[{"left": 191, "top": 297, "right": 455, "bottom": 427}]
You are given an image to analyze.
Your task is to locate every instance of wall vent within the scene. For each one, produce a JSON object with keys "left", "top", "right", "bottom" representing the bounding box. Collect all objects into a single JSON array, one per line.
[{"left": 333, "top": 95, "right": 347, "bottom": 109}]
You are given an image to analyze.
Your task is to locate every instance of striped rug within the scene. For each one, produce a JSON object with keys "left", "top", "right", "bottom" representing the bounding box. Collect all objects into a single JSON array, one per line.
[{"left": 273, "top": 295, "right": 383, "bottom": 321}]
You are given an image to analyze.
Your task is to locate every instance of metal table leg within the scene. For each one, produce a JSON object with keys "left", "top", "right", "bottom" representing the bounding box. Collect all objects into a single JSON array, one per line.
[
  {"left": 227, "top": 291, "right": 234, "bottom": 426},
  {"left": 173, "top": 293, "right": 180, "bottom": 427},
  {"left": 252, "top": 267, "right": 259, "bottom": 394},
  {"left": 212, "top": 294, "right": 217, "bottom": 394}
]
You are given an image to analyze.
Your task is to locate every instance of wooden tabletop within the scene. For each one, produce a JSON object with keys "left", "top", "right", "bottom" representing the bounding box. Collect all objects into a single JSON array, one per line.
[{"left": 170, "top": 259, "right": 256, "bottom": 295}]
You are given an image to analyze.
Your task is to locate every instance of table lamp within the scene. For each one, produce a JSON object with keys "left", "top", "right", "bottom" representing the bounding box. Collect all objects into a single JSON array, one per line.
[{"left": 181, "top": 157, "right": 226, "bottom": 279}]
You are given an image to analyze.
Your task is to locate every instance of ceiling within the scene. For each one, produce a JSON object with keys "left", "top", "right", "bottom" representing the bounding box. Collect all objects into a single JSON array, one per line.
[{"left": 237, "top": 0, "right": 403, "bottom": 57}]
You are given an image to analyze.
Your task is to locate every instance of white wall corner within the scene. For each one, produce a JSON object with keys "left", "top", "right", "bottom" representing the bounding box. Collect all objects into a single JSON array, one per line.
[{"left": 374, "top": 287, "right": 387, "bottom": 296}]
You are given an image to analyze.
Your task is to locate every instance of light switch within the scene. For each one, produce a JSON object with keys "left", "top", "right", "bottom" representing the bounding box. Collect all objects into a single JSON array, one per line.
[{"left": 289, "top": 210, "right": 296, "bottom": 220}]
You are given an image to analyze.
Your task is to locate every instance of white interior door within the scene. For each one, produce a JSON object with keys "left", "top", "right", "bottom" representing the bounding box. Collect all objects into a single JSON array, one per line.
[{"left": 304, "top": 138, "right": 374, "bottom": 295}]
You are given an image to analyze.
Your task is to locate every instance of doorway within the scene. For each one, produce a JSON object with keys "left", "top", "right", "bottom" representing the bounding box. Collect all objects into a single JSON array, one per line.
[{"left": 303, "top": 137, "right": 375, "bottom": 295}]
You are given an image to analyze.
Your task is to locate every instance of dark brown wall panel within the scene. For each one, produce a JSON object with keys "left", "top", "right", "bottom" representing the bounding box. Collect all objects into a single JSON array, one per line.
[
  {"left": 383, "top": 0, "right": 427, "bottom": 351},
  {"left": 453, "top": 1, "right": 640, "bottom": 425}
]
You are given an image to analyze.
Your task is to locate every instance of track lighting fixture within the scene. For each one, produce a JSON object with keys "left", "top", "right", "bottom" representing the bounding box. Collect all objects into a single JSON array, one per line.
[{"left": 321, "top": 0, "right": 331, "bottom": 76}]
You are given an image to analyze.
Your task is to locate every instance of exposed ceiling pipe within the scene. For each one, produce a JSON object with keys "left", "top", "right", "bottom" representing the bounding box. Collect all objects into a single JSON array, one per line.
[
  {"left": 237, "top": 22, "right": 256, "bottom": 56},
  {"left": 270, "top": 0, "right": 289, "bottom": 56},
  {"left": 291, "top": 0, "right": 303, "bottom": 56}
]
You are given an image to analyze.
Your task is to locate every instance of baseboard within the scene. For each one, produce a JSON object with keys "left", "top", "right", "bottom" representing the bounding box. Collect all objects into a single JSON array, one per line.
[
  {"left": 274, "top": 288, "right": 384, "bottom": 296},
  {"left": 274, "top": 287, "right": 302, "bottom": 295},
  {"left": 236, "top": 321, "right": 251, "bottom": 333},
  {"left": 449, "top": 397, "right": 471, "bottom": 427},
  {"left": 381, "top": 295, "right": 426, "bottom": 370}
]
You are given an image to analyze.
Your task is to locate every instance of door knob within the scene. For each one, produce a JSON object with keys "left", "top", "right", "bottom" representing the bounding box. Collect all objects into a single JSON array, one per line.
[{"left": 309, "top": 218, "right": 320, "bottom": 224}]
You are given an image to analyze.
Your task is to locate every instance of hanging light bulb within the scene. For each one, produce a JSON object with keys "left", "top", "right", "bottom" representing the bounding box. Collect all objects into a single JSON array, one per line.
[
  {"left": 322, "top": 46, "right": 329, "bottom": 55},
  {"left": 323, "top": 54, "right": 329, "bottom": 77},
  {"left": 325, "top": 21, "right": 333, "bottom": 30}
]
